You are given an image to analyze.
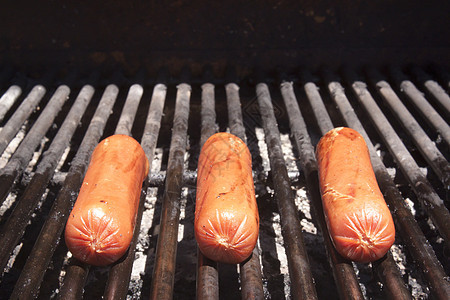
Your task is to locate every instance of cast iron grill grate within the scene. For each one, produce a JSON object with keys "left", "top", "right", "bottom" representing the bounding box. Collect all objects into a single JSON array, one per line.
[{"left": 0, "top": 65, "right": 448, "bottom": 299}]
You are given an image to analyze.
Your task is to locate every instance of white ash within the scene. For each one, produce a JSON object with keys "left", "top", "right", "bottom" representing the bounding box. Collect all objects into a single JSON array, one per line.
[
  {"left": 419, "top": 167, "right": 428, "bottom": 177},
  {"left": 30, "top": 187, "right": 51, "bottom": 219},
  {"left": 256, "top": 128, "right": 292, "bottom": 297},
  {"left": 135, "top": 187, "right": 159, "bottom": 253},
  {"left": 0, "top": 123, "right": 27, "bottom": 169},
  {"left": 409, "top": 276, "right": 428, "bottom": 299},
  {"left": 255, "top": 127, "right": 271, "bottom": 173},
  {"left": 18, "top": 137, "right": 49, "bottom": 187},
  {"left": 4, "top": 242, "right": 23, "bottom": 273},
  {"left": 426, "top": 217, "right": 437, "bottom": 231},
  {"left": 280, "top": 133, "right": 317, "bottom": 234},
  {"left": 176, "top": 139, "right": 191, "bottom": 244},
  {"left": 54, "top": 251, "right": 73, "bottom": 298},
  {"left": 0, "top": 193, "right": 17, "bottom": 220},
  {"left": 24, "top": 135, "right": 48, "bottom": 175},
  {"left": 56, "top": 146, "right": 71, "bottom": 171},
  {"left": 390, "top": 244, "right": 407, "bottom": 275},
  {"left": 177, "top": 187, "right": 189, "bottom": 243},
  {"left": 386, "top": 167, "right": 396, "bottom": 179},
  {"left": 52, "top": 172, "right": 67, "bottom": 185},
  {"left": 127, "top": 147, "right": 163, "bottom": 298},
  {"left": 300, "top": 219, "right": 317, "bottom": 236},
  {"left": 279, "top": 133, "right": 298, "bottom": 172},
  {"left": 51, "top": 145, "right": 72, "bottom": 184},
  {"left": 270, "top": 211, "right": 291, "bottom": 297},
  {"left": 404, "top": 198, "right": 416, "bottom": 215}
]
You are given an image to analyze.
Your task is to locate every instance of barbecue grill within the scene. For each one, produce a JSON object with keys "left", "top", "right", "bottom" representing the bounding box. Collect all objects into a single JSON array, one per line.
[{"left": 0, "top": 2, "right": 449, "bottom": 300}]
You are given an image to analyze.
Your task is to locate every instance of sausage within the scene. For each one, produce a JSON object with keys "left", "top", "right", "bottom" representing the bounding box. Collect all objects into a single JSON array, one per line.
[
  {"left": 64, "top": 134, "right": 149, "bottom": 266},
  {"left": 194, "top": 132, "right": 259, "bottom": 264},
  {"left": 315, "top": 127, "right": 395, "bottom": 263}
]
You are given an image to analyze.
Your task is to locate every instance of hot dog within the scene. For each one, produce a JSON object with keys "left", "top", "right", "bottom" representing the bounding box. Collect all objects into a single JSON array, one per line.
[
  {"left": 64, "top": 134, "right": 149, "bottom": 266},
  {"left": 316, "top": 127, "right": 395, "bottom": 263},
  {"left": 194, "top": 132, "right": 259, "bottom": 264}
]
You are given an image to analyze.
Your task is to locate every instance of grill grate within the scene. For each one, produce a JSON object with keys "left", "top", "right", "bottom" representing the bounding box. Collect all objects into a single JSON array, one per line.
[{"left": 0, "top": 65, "right": 448, "bottom": 299}]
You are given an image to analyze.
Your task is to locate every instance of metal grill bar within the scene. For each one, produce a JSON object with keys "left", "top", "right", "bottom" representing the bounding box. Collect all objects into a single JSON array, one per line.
[
  {"left": 280, "top": 81, "right": 365, "bottom": 300},
  {"left": 197, "top": 253, "right": 219, "bottom": 300},
  {"left": 0, "top": 85, "right": 22, "bottom": 122},
  {"left": 147, "top": 169, "right": 301, "bottom": 188},
  {"left": 366, "top": 68, "right": 450, "bottom": 188},
  {"left": 303, "top": 81, "right": 334, "bottom": 135},
  {"left": 0, "top": 85, "right": 46, "bottom": 156},
  {"left": 141, "top": 84, "right": 167, "bottom": 160},
  {"left": 9, "top": 84, "right": 118, "bottom": 299},
  {"left": 0, "top": 84, "right": 93, "bottom": 274},
  {"left": 196, "top": 82, "right": 219, "bottom": 300},
  {"left": 226, "top": 82, "right": 264, "bottom": 299},
  {"left": 114, "top": 84, "right": 144, "bottom": 136},
  {"left": 372, "top": 252, "right": 412, "bottom": 300},
  {"left": 57, "top": 257, "right": 90, "bottom": 299},
  {"left": 390, "top": 67, "right": 450, "bottom": 146},
  {"left": 256, "top": 83, "right": 318, "bottom": 300},
  {"left": 409, "top": 66, "right": 450, "bottom": 116},
  {"left": 200, "top": 83, "right": 217, "bottom": 147},
  {"left": 226, "top": 83, "right": 247, "bottom": 142},
  {"left": 343, "top": 73, "right": 450, "bottom": 300},
  {"left": 150, "top": 83, "right": 191, "bottom": 299},
  {"left": 0, "top": 85, "right": 70, "bottom": 205},
  {"left": 350, "top": 77, "right": 450, "bottom": 251}
]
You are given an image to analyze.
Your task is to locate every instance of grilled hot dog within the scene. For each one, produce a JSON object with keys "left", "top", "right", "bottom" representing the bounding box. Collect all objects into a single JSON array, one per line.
[
  {"left": 316, "top": 127, "right": 395, "bottom": 263},
  {"left": 64, "top": 134, "right": 149, "bottom": 266},
  {"left": 194, "top": 132, "right": 259, "bottom": 264}
]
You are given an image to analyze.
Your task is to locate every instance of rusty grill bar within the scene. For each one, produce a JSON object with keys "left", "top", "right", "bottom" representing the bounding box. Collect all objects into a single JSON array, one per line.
[{"left": 0, "top": 66, "right": 449, "bottom": 299}]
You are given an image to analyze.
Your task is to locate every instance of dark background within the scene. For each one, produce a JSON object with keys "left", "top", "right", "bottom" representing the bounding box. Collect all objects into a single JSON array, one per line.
[{"left": 1, "top": 1, "right": 449, "bottom": 77}]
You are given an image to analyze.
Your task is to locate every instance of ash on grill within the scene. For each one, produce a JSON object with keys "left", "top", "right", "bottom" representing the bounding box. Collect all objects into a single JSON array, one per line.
[{"left": 0, "top": 65, "right": 449, "bottom": 300}]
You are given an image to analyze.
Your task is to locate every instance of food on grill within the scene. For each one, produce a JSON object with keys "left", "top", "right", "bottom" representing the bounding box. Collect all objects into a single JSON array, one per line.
[
  {"left": 315, "top": 127, "right": 395, "bottom": 263},
  {"left": 64, "top": 134, "right": 149, "bottom": 266},
  {"left": 194, "top": 132, "right": 259, "bottom": 264}
]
